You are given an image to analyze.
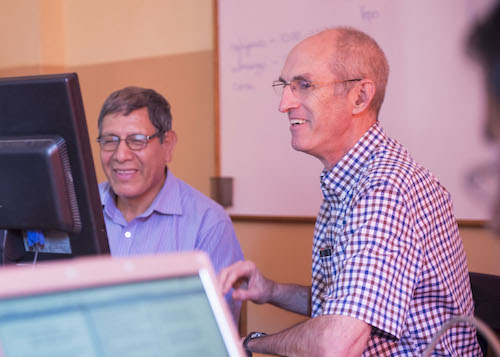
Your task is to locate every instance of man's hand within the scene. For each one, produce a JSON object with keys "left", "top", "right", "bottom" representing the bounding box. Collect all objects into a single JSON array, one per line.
[{"left": 218, "top": 260, "right": 274, "bottom": 304}]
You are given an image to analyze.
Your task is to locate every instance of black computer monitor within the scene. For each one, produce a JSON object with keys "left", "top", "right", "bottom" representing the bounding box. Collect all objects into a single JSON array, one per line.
[{"left": 0, "top": 73, "right": 110, "bottom": 264}]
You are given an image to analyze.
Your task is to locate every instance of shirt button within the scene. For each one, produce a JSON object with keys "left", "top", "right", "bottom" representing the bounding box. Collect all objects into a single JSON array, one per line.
[{"left": 124, "top": 231, "right": 132, "bottom": 238}]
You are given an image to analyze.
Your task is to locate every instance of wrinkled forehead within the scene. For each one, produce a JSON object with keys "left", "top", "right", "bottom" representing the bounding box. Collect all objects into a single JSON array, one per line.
[
  {"left": 100, "top": 107, "right": 154, "bottom": 133},
  {"left": 280, "top": 33, "right": 336, "bottom": 81}
]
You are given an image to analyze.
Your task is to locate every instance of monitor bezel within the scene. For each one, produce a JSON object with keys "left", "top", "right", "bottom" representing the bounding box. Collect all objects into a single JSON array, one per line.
[{"left": 0, "top": 73, "right": 109, "bottom": 263}]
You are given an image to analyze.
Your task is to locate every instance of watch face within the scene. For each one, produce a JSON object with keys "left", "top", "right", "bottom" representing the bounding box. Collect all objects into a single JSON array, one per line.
[{"left": 250, "top": 332, "right": 265, "bottom": 339}]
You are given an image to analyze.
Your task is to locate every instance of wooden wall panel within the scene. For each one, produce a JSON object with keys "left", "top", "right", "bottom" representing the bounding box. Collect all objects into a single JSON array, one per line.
[{"left": 67, "top": 50, "right": 215, "bottom": 195}]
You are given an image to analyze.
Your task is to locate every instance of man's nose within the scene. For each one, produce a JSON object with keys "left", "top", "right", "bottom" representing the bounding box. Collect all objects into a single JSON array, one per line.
[
  {"left": 278, "top": 85, "right": 300, "bottom": 113},
  {"left": 112, "top": 140, "right": 134, "bottom": 162}
]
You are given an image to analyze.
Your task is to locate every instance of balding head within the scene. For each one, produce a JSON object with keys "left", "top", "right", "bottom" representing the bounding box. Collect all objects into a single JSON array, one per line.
[{"left": 298, "top": 27, "right": 390, "bottom": 116}]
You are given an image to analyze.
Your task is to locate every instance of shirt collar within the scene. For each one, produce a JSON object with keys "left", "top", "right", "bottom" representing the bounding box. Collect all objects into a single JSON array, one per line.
[
  {"left": 320, "top": 122, "right": 387, "bottom": 203},
  {"left": 143, "top": 169, "right": 183, "bottom": 216}
]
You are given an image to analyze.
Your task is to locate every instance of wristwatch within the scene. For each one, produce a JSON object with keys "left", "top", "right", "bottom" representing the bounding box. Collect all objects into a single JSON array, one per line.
[{"left": 243, "top": 331, "right": 267, "bottom": 357}]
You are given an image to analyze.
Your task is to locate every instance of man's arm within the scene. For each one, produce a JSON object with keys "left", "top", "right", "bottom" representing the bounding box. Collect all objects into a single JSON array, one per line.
[
  {"left": 248, "top": 314, "right": 371, "bottom": 356},
  {"left": 218, "top": 261, "right": 372, "bottom": 356},
  {"left": 197, "top": 215, "right": 244, "bottom": 322}
]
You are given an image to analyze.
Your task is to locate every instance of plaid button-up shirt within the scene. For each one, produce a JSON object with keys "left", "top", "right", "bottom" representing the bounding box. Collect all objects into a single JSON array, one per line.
[{"left": 311, "top": 122, "right": 481, "bottom": 356}]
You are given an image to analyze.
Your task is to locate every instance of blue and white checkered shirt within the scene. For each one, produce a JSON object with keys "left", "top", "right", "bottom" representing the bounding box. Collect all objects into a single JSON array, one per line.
[{"left": 311, "top": 122, "right": 481, "bottom": 356}]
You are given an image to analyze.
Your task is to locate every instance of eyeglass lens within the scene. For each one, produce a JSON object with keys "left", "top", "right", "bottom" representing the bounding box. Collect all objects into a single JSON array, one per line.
[
  {"left": 98, "top": 134, "right": 152, "bottom": 151},
  {"left": 272, "top": 79, "right": 310, "bottom": 97}
]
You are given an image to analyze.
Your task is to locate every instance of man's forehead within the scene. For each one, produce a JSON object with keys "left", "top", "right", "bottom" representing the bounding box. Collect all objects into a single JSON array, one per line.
[
  {"left": 280, "top": 39, "right": 334, "bottom": 81},
  {"left": 103, "top": 107, "right": 149, "bottom": 122},
  {"left": 101, "top": 108, "right": 153, "bottom": 130}
]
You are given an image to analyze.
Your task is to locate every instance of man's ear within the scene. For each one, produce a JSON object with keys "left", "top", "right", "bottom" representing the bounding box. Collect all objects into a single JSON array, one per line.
[
  {"left": 163, "top": 130, "right": 177, "bottom": 163},
  {"left": 351, "top": 79, "right": 376, "bottom": 115}
]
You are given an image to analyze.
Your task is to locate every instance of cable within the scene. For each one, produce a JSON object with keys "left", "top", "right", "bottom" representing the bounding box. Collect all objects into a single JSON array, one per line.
[
  {"left": 26, "top": 230, "right": 44, "bottom": 266},
  {"left": 32, "top": 242, "right": 40, "bottom": 265},
  {"left": 422, "top": 315, "right": 500, "bottom": 356}
]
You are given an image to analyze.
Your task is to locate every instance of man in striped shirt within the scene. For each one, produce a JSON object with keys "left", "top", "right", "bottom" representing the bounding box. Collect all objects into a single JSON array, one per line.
[{"left": 96, "top": 86, "right": 244, "bottom": 322}]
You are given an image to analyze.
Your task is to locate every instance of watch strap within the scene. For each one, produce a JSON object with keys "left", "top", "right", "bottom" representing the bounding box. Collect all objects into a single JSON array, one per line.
[{"left": 243, "top": 331, "right": 268, "bottom": 357}]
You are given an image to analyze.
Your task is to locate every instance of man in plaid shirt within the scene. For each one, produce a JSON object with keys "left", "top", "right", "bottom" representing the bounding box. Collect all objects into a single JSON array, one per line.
[{"left": 219, "top": 27, "right": 481, "bottom": 356}]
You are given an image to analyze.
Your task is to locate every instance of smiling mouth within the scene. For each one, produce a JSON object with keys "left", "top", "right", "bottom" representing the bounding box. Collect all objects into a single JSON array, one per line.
[
  {"left": 290, "top": 119, "right": 306, "bottom": 126},
  {"left": 115, "top": 169, "right": 136, "bottom": 174}
]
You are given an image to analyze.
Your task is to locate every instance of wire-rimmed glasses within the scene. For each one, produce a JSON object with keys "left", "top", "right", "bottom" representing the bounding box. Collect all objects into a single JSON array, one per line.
[
  {"left": 96, "top": 132, "right": 163, "bottom": 151},
  {"left": 272, "top": 78, "right": 361, "bottom": 98}
]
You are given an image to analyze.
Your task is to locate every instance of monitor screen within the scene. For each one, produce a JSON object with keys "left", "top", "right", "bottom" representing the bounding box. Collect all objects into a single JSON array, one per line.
[
  {"left": 0, "top": 275, "right": 230, "bottom": 356},
  {"left": 0, "top": 252, "right": 245, "bottom": 357},
  {"left": 0, "top": 73, "right": 110, "bottom": 263}
]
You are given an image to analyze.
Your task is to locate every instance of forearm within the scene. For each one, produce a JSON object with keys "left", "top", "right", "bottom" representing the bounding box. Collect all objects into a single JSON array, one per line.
[
  {"left": 248, "top": 319, "right": 319, "bottom": 357},
  {"left": 248, "top": 315, "right": 371, "bottom": 357},
  {"left": 267, "top": 282, "right": 311, "bottom": 316}
]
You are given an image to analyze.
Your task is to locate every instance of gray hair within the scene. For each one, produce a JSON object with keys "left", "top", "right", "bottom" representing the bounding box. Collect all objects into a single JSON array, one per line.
[
  {"left": 329, "top": 27, "right": 390, "bottom": 116},
  {"left": 98, "top": 86, "right": 172, "bottom": 141}
]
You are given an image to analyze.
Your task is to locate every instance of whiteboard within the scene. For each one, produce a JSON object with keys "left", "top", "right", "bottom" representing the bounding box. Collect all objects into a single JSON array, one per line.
[{"left": 217, "top": 0, "right": 496, "bottom": 220}]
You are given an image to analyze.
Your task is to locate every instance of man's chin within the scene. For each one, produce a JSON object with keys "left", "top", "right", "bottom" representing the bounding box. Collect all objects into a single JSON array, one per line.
[
  {"left": 109, "top": 183, "right": 141, "bottom": 199},
  {"left": 291, "top": 140, "right": 310, "bottom": 154}
]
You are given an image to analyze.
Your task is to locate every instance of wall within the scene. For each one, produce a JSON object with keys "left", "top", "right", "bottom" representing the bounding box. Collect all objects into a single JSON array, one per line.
[
  {"left": 217, "top": 0, "right": 497, "bottom": 221},
  {"left": 0, "top": 0, "right": 42, "bottom": 75},
  {"left": 0, "top": 0, "right": 215, "bottom": 195},
  {"left": 0, "top": 0, "right": 498, "bottom": 342}
]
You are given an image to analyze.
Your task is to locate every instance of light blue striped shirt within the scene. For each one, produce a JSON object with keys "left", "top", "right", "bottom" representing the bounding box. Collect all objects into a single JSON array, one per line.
[{"left": 99, "top": 170, "right": 244, "bottom": 321}]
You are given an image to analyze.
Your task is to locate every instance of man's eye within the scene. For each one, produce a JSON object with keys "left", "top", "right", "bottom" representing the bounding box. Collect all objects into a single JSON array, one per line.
[
  {"left": 102, "top": 137, "right": 118, "bottom": 144},
  {"left": 295, "top": 80, "right": 310, "bottom": 90},
  {"left": 130, "top": 139, "right": 145, "bottom": 145},
  {"left": 129, "top": 135, "right": 146, "bottom": 142}
]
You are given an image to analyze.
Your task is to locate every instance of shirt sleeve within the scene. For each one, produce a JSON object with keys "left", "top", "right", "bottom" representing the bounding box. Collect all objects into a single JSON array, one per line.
[
  {"left": 320, "top": 182, "right": 423, "bottom": 339},
  {"left": 195, "top": 209, "right": 244, "bottom": 324}
]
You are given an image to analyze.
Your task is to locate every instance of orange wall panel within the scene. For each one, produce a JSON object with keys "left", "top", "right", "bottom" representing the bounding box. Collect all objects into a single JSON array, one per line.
[{"left": 68, "top": 50, "right": 215, "bottom": 195}]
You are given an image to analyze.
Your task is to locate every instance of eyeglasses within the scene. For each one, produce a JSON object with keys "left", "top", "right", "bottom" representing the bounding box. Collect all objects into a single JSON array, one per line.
[
  {"left": 272, "top": 78, "right": 362, "bottom": 97},
  {"left": 96, "top": 132, "right": 163, "bottom": 151}
]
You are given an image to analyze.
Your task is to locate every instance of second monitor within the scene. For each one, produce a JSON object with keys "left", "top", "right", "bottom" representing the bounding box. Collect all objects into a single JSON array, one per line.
[{"left": 0, "top": 73, "right": 109, "bottom": 264}]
